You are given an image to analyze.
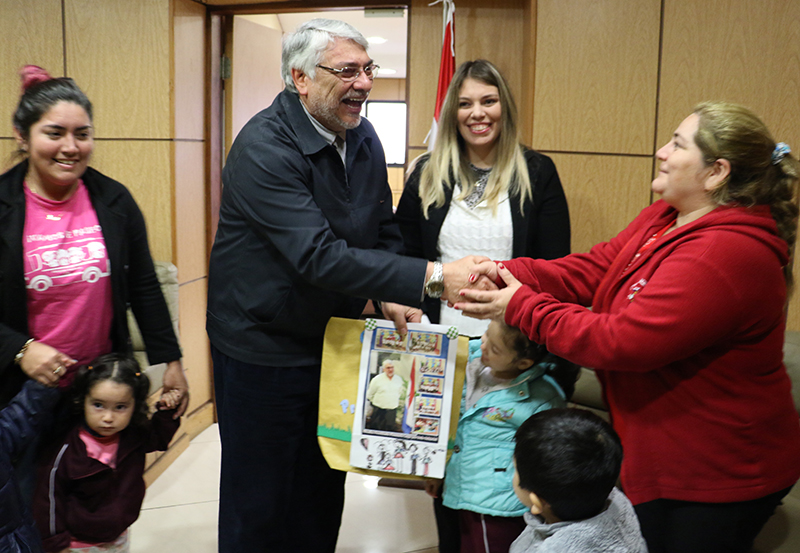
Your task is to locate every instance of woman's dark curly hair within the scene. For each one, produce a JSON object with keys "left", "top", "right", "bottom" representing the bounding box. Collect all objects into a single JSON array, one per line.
[{"left": 71, "top": 353, "right": 151, "bottom": 430}]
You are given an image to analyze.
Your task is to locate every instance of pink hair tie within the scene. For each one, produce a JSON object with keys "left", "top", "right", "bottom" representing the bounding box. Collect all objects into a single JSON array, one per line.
[{"left": 19, "top": 65, "right": 52, "bottom": 92}]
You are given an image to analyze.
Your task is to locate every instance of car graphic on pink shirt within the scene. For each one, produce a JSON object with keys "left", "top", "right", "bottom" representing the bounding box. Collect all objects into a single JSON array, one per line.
[{"left": 25, "top": 238, "right": 110, "bottom": 292}]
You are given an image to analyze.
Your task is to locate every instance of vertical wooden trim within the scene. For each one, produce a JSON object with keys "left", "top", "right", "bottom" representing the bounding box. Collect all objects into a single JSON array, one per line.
[
  {"left": 169, "top": 0, "right": 177, "bottom": 265},
  {"left": 223, "top": 15, "right": 234, "bottom": 161},
  {"left": 61, "top": 0, "right": 68, "bottom": 75},
  {"left": 649, "top": 0, "right": 666, "bottom": 206},
  {"left": 521, "top": 0, "right": 536, "bottom": 146},
  {"left": 208, "top": 14, "right": 223, "bottom": 254}
]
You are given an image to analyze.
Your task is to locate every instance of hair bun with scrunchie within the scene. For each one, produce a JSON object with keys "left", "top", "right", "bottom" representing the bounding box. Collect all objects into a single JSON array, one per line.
[{"left": 19, "top": 65, "right": 52, "bottom": 92}]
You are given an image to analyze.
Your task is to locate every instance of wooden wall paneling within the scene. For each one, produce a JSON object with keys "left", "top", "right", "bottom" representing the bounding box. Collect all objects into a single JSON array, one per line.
[
  {"left": 65, "top": 0, "right": 171, "bottom": 139},
  {"left": 91, "top": 140, "right": 174, "bottom": 263},
  {"left": 387, "top": 166, "right": 404, "bottom": 207},
  {"left": 370, "top": 78, "right": 406, "bottom": 101},
  {"left": 547, "top": 153, "right": 653, "bottom": 254},
  {"left": 454, "top": 0, "right": 524, "bottom": 112},
  {"left": 532, "top": 0, "right": 661, "bottom": 155},
  {"left": 659, "top": 0, "right": 800, "bottom": 331},
  {"left": 174, "top": 0, "right": 207, "bottom": 141},
  {"left": 407, "top": 0, "right": 450, "bottom": 149},
  {"left": 177, "top": 278, "right": 213, "bottom": 415},
  {"left": 0, "top": 0, "right": 64, "bottom": 139},
  {"left": 175, "top": 141, "right": 208, "bottom": 282},
  {"left": 408, "top": 0, "right": 526, "bottom": 149},
  {"left": 789, "top": 273, "right": 800, "bottom": 332},
  {"left": 230, "top": 16, "right": 284, "bottom": 144},
  {"left": 208, "top": 14, "right": 223, "bottom": 248},
  {"left": 657, "top": 0, "right": 800, "bottom": 151},
  {"left": 0, "top": 139, "right": 20, "bottom": 173},
  {"left": 519, "top": 0, "right": 536, "bottom": 146}
]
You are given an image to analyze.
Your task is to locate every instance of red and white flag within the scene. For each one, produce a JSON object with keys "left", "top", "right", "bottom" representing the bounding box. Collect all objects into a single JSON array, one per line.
[
  {"left": 402, "top": 357, "right": 417, "bottom": 433},
  {"left": 425, "top": 0, "right": 455, "bottom": 151}
]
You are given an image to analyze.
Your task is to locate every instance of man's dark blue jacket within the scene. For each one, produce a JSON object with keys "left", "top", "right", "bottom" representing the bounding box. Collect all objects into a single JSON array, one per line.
[{"left": 207, "top": 89, "right": 427, "bottom": 366}]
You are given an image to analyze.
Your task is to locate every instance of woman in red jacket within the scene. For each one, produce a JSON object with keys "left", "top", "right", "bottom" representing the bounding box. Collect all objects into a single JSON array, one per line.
[{"left": 454, "top": 101, "right": 800, "bottom": 553}]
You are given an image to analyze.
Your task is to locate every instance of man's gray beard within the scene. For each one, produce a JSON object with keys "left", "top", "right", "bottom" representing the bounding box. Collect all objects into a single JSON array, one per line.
[{"left": 309, "top": 95, "right": 361, "bottom": 131}]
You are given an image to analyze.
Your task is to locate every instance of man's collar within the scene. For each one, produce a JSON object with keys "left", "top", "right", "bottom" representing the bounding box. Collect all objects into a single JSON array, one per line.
[{"left": 298, "top": 96, "right": 346, "bottom": 146}]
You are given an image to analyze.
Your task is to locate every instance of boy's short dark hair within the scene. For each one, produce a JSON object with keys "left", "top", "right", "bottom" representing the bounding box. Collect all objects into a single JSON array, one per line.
[{"left": 514, "top": 408, "right": 622, "bottom": 521}]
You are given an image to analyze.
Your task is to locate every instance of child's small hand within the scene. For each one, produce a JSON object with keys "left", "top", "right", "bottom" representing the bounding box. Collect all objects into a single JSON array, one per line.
[
  {"left": 424, "top": 478, "right": 443, "bottom": 498},
  {"left": 156, "top": 389, "right": 182, "bottom": 411}
]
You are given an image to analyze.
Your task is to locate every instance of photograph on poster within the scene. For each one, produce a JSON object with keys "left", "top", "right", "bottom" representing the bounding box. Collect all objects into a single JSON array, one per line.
[{"left": 350, "top": 320, "right": 457, "bottom": 478}]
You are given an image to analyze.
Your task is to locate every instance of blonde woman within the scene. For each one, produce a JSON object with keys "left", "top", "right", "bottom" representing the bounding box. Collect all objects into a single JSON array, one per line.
[
  {"left": 395, "top": 59, "right": 572, "bottom": 553},
  {"left": 396, "top": 59, "right": 571, "bottom": 340}
]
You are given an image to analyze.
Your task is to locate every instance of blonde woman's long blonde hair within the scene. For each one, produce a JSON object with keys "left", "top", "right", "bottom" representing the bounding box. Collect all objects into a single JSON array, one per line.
[{"left": 414, "top": 60, "right": 531, "bottom": 218}]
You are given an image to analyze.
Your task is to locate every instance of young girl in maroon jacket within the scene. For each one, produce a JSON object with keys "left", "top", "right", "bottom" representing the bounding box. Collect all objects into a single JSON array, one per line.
[{"left": 33, "top": 354, "right": 180, "bottom": 552}]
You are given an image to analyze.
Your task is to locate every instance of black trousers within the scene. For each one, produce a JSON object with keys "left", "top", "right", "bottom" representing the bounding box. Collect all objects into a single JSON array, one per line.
[
  {"left": 634, "top": 486, "right": 793, "bottom": 553},
  {"left": 368, "top": 405, "right": 399, "bottom": 431},
  {"left": 212, "top": 345, "right": 347, "bottom": 552}
]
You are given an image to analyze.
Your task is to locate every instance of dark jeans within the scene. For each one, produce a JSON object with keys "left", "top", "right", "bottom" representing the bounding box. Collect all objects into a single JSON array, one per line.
[
  {"left": 634, "top": 486, "right": 793, "bottom": 553},
  {"left": 212, "top": 345, "right": 347, "bottom": 553}
]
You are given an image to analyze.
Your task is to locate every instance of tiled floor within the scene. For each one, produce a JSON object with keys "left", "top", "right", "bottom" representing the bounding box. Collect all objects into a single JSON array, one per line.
[{"left": 130, "top": 424, "right": 438, "bottom": 553}]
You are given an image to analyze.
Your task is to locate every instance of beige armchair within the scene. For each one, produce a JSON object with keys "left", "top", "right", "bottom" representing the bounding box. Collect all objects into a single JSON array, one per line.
[{"left": 127, "top": 261, "right": 179, "bottom": 396}]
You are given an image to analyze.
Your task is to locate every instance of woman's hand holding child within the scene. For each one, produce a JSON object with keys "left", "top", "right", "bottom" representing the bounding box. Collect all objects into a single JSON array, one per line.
[{"left": 19, "top": 341, "right": 76, "bottom": 387}]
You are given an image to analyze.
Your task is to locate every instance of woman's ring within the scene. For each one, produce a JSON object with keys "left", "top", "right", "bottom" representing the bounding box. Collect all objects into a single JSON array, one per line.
[{"left": 53, "top": 365, "right": 63, "bottom": 375}]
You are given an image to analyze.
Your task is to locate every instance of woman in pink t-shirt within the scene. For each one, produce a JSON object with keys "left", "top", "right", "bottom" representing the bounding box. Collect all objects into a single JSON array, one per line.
[{"left": 0, "top": 66, "right": 189, "bottom": 502}]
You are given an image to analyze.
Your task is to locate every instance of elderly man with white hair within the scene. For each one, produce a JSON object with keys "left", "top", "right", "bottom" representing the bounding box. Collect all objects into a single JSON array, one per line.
[{"left": 207, "top": 18, "right": 480, "bottom": 552}]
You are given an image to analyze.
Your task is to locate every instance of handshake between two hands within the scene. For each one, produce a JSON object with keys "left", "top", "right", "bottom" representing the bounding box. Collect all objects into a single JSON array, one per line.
[{"left": 381, "top": 256, "right": 525, "bottom": 336}]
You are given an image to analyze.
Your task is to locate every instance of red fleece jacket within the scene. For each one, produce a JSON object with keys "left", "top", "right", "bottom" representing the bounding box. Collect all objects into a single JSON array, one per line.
[{"left": 503, "top": 200, "right": 800, "bottom": 504}]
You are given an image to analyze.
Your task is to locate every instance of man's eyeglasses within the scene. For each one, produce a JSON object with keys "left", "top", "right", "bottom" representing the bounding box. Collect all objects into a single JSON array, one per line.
[{"left": 316, "top": 64, "right": 380, "bottom": 82}]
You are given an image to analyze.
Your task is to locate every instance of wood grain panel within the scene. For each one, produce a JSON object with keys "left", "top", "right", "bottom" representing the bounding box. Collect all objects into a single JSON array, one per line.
[
  {"left": 0, "top": 139, "right": 21, "bottom": 173},
  {"left": 408, "top": 0, "right": 526, "bottom": 149},
  {"left": 658, "top": 0, "right": 800, "bottom": 151},
  {"left": 387, "top": 166, "right": 404, "bottom": 207},
  {"left": 0, "top": 0, "right": 63, "bottom": 139},
  {"left": 533, "top": 0, "right": 661, "bottom": 155},
  {"left": 174, "top": 0, "right": 207, "bottom": 140},
  {"left": 177, "top": 278, "right": 212, "bottom": 414},
  {"left": 519, "top": 0, "right": 536, "bottom": 146},
  {"left": 789, "top": 276, "right": 800, "bottom": 332},
  {"left": 370, "top": 78, "right": 406, "bottom": 101},
  {"left": 407, "top": 0, "right": 442, "bottom": 149},
  {"left": 65, "top": 0, "right": 171, "bottom": 139},
  {"left": 547, "top": 153, "right": 653, "bottom": 254},
  {"left": 91, "top": 140, "right": 173, "bottom": 262},
  {"left": 230, "top": 16, "right": 284, "bottom": 144},
  {"left": 659, "top": 0, "right": 800, "bottom": 331},
  {"left": 175, "top": 141, "right": 208, "bottom": 282}
]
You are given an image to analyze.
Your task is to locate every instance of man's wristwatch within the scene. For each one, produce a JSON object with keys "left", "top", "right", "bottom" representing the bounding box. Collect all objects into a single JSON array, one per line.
[{"left": 425, "top": 261, "right": 445, "bottom": 299}]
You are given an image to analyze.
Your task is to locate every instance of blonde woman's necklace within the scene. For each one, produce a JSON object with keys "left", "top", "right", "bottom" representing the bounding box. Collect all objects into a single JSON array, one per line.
[{"left": 463, "top": 163, "right": 492, "bottom": 209}]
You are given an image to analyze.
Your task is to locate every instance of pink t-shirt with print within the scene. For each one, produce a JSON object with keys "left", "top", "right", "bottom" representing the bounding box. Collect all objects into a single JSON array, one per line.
[{"left": 24, "top": 181, "right": 113, "bottom": 385}]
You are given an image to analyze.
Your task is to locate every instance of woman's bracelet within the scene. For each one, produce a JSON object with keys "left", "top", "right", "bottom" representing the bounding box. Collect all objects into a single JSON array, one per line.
[{"left": 14, "top": 338, "right": 34, "bottom": 365}]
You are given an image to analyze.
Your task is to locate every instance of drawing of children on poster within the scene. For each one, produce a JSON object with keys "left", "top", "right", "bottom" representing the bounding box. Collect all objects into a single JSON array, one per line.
[{"left": 350, "top": 319, "right": 457, "bottom": 479}]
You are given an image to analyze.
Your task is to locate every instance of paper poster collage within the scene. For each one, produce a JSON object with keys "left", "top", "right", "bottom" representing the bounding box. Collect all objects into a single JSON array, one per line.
[{"left": 349, "top": 320, "right": 458, "bottom": 479}]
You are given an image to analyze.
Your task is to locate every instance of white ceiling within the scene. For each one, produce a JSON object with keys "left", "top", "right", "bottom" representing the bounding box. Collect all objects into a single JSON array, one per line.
[{"left": 241, "top": 9, "right": 408, "bottom": 79}]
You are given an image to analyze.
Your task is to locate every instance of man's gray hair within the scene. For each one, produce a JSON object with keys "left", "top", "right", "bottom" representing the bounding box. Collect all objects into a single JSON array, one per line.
[{"left": 281, "top": 18, "right": 369, "bottom": 93}]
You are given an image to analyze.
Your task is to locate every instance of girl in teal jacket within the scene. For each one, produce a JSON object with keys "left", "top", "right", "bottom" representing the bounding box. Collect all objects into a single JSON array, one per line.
[{"left": 425, "top": 319, "right": 577, "bottom": 553}]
